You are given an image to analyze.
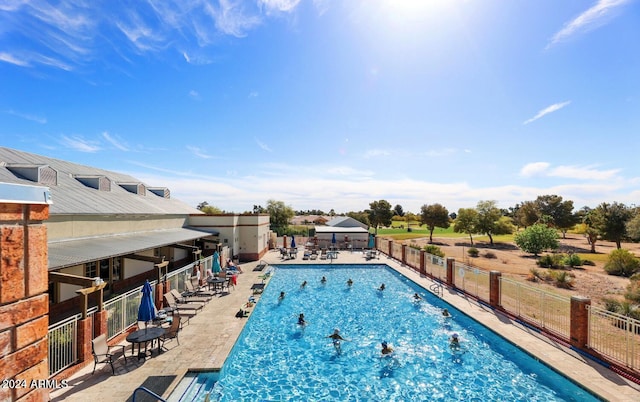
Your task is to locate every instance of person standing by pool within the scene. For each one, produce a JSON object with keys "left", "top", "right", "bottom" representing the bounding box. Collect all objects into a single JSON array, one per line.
[{"left": 327, "top": 328, "right": 347, "bottom": 353}]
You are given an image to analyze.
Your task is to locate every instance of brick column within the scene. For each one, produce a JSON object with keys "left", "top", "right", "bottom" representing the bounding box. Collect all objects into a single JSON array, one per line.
[
  {"left": 489, "top": 271, "right": 502, "bottom": 307},
  {"left": 77, "top": 317, "right": 93, "bottom": 364},
  {"left": 401, "top": 245, "right": 407, "bottom": 265},
  {"left": 0, "top": 193, "right": 51, "bottom": 402},
  {"left": 570, "top": 296, "right": 591, "bottom": 350},
  {"left": 94, "top": 310, "right": 108, "bottom": 339},
  {"left": 446, "top": 257, "right": 455, "bottom": 286},
  {"left": 419, "top": 250, "right": 426, "bottom": 276},
  {"left": 388, "top": 240, "right": 393, "bottom": 258}
]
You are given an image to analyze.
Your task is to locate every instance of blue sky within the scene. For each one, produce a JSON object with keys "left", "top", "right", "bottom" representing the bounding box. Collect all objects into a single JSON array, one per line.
[{"left": 1, "top": 0, "right": 639, "bottom": 214}]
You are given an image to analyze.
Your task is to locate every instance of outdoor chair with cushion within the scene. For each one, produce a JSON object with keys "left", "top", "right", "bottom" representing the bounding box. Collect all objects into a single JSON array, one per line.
[
  {"left": 185, "top": 280, "right": 216, "bottom": 297},
  {"left": 91, "top": 334, "right": 127, "bottom": 375},
  {"left": 170, "top": 288, "right": 210, "bottom": 304},
  {"left": 160, "top": 314, "right": 181, "bottom": 350},
  {"left": 163, "top": 291, "right": 204, "bottom": 315}
]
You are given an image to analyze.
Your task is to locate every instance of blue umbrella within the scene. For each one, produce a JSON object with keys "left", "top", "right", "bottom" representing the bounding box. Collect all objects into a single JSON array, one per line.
[
  {"left": 368, "top": 234, "right": 375, "bottom": 249},
  {"left": 137, "top": 281, "right": 156, "bottom": 328},
  {"left": 331, "top": 233, "right": 336, "bottom": 246},
  {"left": 291, "top": 235, "right": 296, "bottom": 248},
  {"left": 212, "top": 251, "right": 221, "bottom": 274}
]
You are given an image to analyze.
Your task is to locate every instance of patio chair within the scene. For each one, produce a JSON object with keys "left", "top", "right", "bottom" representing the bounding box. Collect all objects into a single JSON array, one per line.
[
  {"left": 185, "top": 280, "right": 215, "bottom": 297},
  {"left": 163, "top": 291, "right": 204, "bottom": 315},
  {"left": 170, "top": 288, "right": 210, "bottom": 304},
  {"left": 91, "top": 334, "right": 127, "bottom": 375},
  {"left": 320, "top": 249, "right": 328, "bottom": 260},
  {"left": 160, "top": 314, "right": 181, "bottom": 350}
]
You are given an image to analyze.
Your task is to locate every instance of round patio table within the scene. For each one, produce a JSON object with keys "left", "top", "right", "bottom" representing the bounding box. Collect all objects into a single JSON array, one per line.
[{"left": 126, "top": 327, "right": 164, "bottom": 360}]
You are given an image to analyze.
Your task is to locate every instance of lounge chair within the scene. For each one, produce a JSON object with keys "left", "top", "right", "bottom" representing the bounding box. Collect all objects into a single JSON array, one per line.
[
  {"left": 163, "top": 291, "right": 204, "bottom": 315},
  {"left": 170, "top": 288, "right": 210, "bottom": 304},
  {"left": 185, "top": 280, "right": 216, "bottom": 297},
  {"left": 302, "top": 251, "right": 311, "bottom": 260},
  {"left": 319, "top": 249, "right": 328, "bottom": 260},
  {"left": 310, "top": 250, "right": 318, "bottom": 260},
  {"left": 91, "top": 334, "right": 127, "bottom": 375}
]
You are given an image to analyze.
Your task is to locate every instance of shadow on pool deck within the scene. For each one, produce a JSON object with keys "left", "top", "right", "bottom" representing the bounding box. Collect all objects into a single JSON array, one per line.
[{"left": 49, "top": 250, "right": 640, "bottom": 401}]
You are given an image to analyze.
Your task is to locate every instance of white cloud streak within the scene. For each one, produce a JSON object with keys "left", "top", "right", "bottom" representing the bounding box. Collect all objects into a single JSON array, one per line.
[
  {"left": 187, "top": 145, "right": 212, "bottom": 159},
  {"left": 60, "top": 135, "right": 101, "bottom": 152},
  {"left": 520, "top": 162, "right": 621, "bottom": 181},
  {"left": 547, "top": 0, "right": 631, "bottom": 49},
  {"left": 523, "top": 101, "right": 571, "bottom": 125},
  {"left": 255, "top": 138, "right": 273, "bottom": 152},
  {"left": 102, "top": 131, "right": 129, "bottom": 151},
  {"left": 3, "top": 109, "right": 47, "bottom": 124}
]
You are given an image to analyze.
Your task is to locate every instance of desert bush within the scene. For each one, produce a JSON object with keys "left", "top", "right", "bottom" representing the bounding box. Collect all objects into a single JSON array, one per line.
[
  {"left": 625, "top": 278, "right": 640, "bottom": 304},
  {"left": 551, "top": 270, "right": 574, "bottom": 289},
  {"left": 604, "top": 249, "right": 640, "bottom": 277},
  {"left": 537, "top": 254, "right": 563, "bottom": 269},
  {"left": 527, "top": 267, "right": 543, "bottom": 282},
  {"left": 562, "top": 253, "right": 582, "bottom": 268},
  {"left": 483, "top": 251, "right": 497, "bottom": 259},
  {"left": 467, "top": 247, "right": 479, "bottom": 257},
  {"left": 581, "top": 259, "right": 596, "bottom": 266},
  {"left": 602, "top": 297, "right": 621, "bottom": 313},
  {"left": 423, "top": 244, "right": 445, "bottom": 258}
]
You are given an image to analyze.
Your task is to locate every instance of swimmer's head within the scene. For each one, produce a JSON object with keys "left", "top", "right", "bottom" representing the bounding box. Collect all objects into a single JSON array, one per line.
[
  {"left": 381, "top": 342, "right": 388, "bottom": 348},
  {"left": 333, "top": 328, "right": 340, "bottom": 334},
  {"left": 452, "top": 333, "right": 459, "bottom": 339}
]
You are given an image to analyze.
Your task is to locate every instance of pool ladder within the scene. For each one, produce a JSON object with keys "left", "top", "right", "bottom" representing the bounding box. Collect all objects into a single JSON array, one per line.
[
  {"left": 430, "top": 281, "right": 444, "bottom": 298},
  {"left": 132, "top": 386, "right": 166, "bottom": 402}
]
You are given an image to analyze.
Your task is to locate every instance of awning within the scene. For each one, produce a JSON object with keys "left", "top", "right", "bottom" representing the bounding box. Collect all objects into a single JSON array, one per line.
[{"left": 48, "top": 227, "right": 218, "bottom": 270}]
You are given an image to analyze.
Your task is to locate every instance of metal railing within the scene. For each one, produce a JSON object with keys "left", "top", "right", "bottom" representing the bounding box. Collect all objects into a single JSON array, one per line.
[
  {"left": 424, "top": 254, "right": 446, "bottom": 281},
  {"left": 499, "top": 277, "right": 570, "bottom": 339},
  {"left": 48, "top": 307, "right": 97, "bottom": 377},
  {"left": 454, "top": 262, "right": 490, "bottom": 302},
  {"left": 588, "top": 306, "right": 640, "bottom": 371}
]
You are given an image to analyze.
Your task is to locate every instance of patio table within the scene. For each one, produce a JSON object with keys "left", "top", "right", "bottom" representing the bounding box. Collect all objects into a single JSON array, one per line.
[{"left": 126, "top": 327, "right": 164, "bottom": 360}]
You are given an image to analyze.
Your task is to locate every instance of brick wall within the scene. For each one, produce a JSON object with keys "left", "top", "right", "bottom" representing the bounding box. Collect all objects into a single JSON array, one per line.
[{"left": 0, "top": 203, "right": 50, "bottom": 402}]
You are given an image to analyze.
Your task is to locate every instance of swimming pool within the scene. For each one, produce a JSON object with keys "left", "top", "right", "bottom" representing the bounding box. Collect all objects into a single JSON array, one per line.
[{"left": 173, "top": 264, "right": 601, "bottom": 401}]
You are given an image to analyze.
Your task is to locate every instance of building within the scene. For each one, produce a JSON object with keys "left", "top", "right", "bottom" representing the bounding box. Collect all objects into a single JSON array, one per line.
[{"left": 0, "top": 147, "right": 270, "bottom": 322}]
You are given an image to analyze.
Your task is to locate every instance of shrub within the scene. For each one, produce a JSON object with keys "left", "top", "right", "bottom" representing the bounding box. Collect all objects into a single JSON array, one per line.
[
  {"left": 467, "top": 247, "right": 479, "bottom": 257},
  {"left": 527, "top": 267, "right": 542, "bottom": 282},
  {"left": 551, "top": 271, "right": 574, "bottom": 289},
  {"left": 604, "top": 249, "right": 640, "bottom": 277},
  {"left": 602, "top": 297, "right": 621, "bottom": 313},
  {"left": 537, "top": 254, "right": 563, "bottom": 269},
  {"left": 483, "top": 251, "right": 497, "bottom": 259},
  {"left": 624, "top": 279, "right": 640, "bottom": 304},
  {"left": 423, "top": 244, "right": 445, "bottom": 258},
  {"left": 582, "top": 259, "right": 596, "bottom": 266},
  {"left": 562, "top": 253, "right": 582, "bottom": 268}
]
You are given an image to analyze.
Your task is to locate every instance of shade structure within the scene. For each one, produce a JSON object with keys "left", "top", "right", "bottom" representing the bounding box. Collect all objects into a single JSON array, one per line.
[
  {"left": 212, "top": 251, "right": 222, "bottom": 274},
  {"left": 137, "top": 281, "right": 156, "bottom": 325},
  {"left": 291, "top": 235, "right": 296, "bottom": 248}
]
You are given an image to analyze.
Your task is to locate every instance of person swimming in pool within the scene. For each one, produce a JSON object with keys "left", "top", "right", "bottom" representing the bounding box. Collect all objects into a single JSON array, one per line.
[
  {"left": 298, "top": 313, "right": 307, "bottom": 326},
  {"left": 279, "top": 291, "right": 285, "bottom": 301},
  {"left": 327, "top": 328, "right": 347, "bottom": 353},
  {"left": 347, "top": 278, "right": 353, "bottom": 287},
  {"left": 381, "top": 341, "right": 394, "bottom": 355},
  {"left": 321, "top": 276, "right": 327, "bottom": 284},
  {"left": 450, "top": 333, "right": 460, "bottom": 350},
  {"left": 378, "top": 283, "right": 386, "bottom": 291},
  {"left": 442, "top": 308, "right": 451, "bottom": 317},
  {"left": 413, "top": 293, "right": 422, "bottom": 301},
  {"left": 300, "top": 281, "right": 307, "bottom": 289}
]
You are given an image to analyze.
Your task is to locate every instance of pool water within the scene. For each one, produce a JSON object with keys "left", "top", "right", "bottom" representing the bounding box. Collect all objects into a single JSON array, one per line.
[{"left": 175, "top": 264, "right": 600, "bottom": 401}]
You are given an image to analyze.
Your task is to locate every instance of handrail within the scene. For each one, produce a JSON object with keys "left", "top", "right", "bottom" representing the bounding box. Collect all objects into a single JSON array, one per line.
[
  {"left": 132, "top": 386, "right": 167, "bottom": 402},
  {"left": 429, "top": 281, "right": 443, "bottom": 298}
]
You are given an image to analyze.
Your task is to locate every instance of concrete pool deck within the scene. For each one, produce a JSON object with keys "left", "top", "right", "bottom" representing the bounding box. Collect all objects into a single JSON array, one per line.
[{"left": 50, "top": 249, "right": 640, "bottom": 401}]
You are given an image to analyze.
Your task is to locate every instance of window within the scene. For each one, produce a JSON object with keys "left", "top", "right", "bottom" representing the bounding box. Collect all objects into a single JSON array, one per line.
[
  {"left": 112, "top": 257, "right": 122, "bottom": 281},
  {"left": 85, "top": 261, "right": 97, "bottom": 278}
]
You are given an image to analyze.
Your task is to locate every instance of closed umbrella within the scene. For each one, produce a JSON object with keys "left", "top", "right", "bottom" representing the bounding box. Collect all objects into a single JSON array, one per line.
[
  {"left": 291, "top": 235, "right": 296, "bottom": 248},
  {"left": 331, "top": 233, "right": 336, "bottom": 247},
  {"left": 368, "top": 234, "right": 375, "bottom": 249},
  {"left": 137, "top": 281, "right": 156, "bottom": 330},
  {"left": 212, "top": 251, "right": 221, "bottom": 275}
]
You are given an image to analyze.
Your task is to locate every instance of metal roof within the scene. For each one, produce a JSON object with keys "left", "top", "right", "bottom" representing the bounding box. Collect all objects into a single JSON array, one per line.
[
  {"left": 0, "top": 147, "right": 201, "bottom": 215},
  {"left": 48, "top": 228, "right": 218, "bottom": 270},
  {"left": 314, "top": 226, "right": 369, "bottom": 233}
]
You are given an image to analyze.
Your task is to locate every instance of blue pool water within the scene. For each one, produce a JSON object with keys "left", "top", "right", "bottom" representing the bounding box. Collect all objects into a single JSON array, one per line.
[{"left": 176, "top": 264, "right": 600, "bottom": 401}]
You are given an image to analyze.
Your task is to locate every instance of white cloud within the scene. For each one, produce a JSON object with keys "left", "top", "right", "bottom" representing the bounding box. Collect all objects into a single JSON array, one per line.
[
  {"left": 258, "top": 0, "right": 301, "bottom": 14},
  {"left": 102, "top": 131, "right": 129, "bottom": 151},
  {"left": 204, "top": 0, "right": 262, "bottom": 38},
  {"left": 520, "top": 162, "right": 550, "bottom": 177},
  {"left": 189, "top": 90, "right": 200, "bottom": 99},
  {"left": 255, "top": 138, "right": 273, "bottom": 152},
  {"left": 547, "top": 0, "right": 631, "bottom": 48},
  {"left": 186, "top": 145, "right": 212, "bottom": 159},
  {"left": 523, "top": 101, "right": 571, "bottom": 125},
  {"left": 248, "top": 91, "right": 259, "bottom": 98},
  {"left": 0, "top": 52, "right": 30, "bottom": 66},
  {"left": 60, "top": 135, "right": 101, "bottom": 152},
  {"left": 3, "top": 109, "right": 46, "bottom": 124},
  {"left": 363, "top": 149, "right": 390, "bottom": 158},
  {"left": 549, "top": 165, "right": 621, "bottom": 181}
]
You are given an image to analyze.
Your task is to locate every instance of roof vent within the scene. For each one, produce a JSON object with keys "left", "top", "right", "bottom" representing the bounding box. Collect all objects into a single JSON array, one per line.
[
  {"left": 118, "top": 182, "right": 146, "bottom": 196},
  {"left": 7, "top": 164, "right": 57, "bottom": 186},
  {"left": 75, "top": 175, "right": 111, "bottom": 191},
  {"left": 148, "top": 187, "right": 170, "bottom": 199}
]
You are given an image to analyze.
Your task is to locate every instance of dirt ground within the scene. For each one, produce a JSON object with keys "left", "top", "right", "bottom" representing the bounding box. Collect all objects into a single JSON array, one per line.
[{"left": 393, "top": 235, "right": 638, "bottom": 307}]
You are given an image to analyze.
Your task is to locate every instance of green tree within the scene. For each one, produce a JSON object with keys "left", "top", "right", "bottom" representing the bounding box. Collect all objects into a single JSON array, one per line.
[
  {"left": 346, "top": 211, "right": 370, "bottom": 226},
  {"left": 266, "top": 199, "right": 295, "bottom": 236},
  {"left": 420, "top": 203, "right": 450, "bottom": 243},
  {"left": 474, "top": 200, "right": 502, "bottom": 245},
  {"left": 591, "top": 202, "right": 631, "bottom": 249},
  {"left": 535, "top": 195, "right": 577, "bottom": 238},
  {"left": 514, "top": 201, "right": 539, "bottom": 229},
  {"left": 514, "top": 224, "right": 560, "bottom": 256},
  {"left": 367, "top": 200, "right": 393, "bottom": 234},
  {"left": 197, "top": 201, "right": 223, "bottom": 214},
  {"left": 625, "top": 208, "right": 640, "bottom": 241},
  {"left": 453, "top": 208, "right": 478, "bottom": 245},
  {"left": 393, "top": 204, "right": 404, "bottom": 217},
  {"left": 604, "top": 249, "right": 640, "bottom": 277}
]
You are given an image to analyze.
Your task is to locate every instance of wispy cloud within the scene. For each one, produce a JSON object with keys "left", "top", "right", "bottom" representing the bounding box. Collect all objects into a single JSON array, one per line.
[
  {"left": 255, "top": 138, "right": 273, "bottom": 152},
  {"left": 258, "top": 0, "right": 302, "bottom": 15},
  {"left": 187, "top": 145, "right": 212, "bottom": 159},
  {"left": 189, "top": 90, "right": 201, "bottom": 99},
  {"left": 520, "top": 162, "right": 620, "bottom": 181},
  {"left": 523, "top": 101, "right": 571, "bottom": 125},
  {"left": 60, "top": 135, "right": 101, "bottom": 152},
  {"left": 547, "top": 0, "right": 631, "bottom": 49},
  {"left": 363, "top": 149, "right": 390, "bottom": 158},
  {"left": 3, "top": 109, "right": 47, "bottom": 124},
  {"left": 0, "top": 52, "right": 30, "bottom": 67},
  {"left": 248, "top": 91, "right": 259, "bottom": 98},
  {"left": 102, "top": 131, "right": 129, "bottom": 151}
]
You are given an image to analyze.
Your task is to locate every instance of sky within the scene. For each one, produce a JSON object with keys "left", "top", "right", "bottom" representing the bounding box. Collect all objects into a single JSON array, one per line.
[{"left": 1, "top": 0, "right": 639, "bottom": 214}]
